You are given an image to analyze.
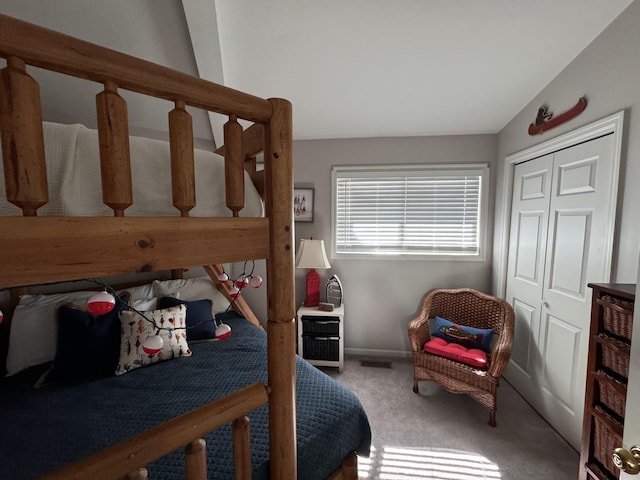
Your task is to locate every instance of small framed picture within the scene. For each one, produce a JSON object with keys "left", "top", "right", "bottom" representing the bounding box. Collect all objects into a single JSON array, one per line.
[{"left": 294, "top": 187, "right": 314, "bottom": 222}]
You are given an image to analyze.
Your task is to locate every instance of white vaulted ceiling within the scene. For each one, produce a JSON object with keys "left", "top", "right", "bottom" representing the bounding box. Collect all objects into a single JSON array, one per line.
[{"left": 190, "top": 0, "right": 634, "bottom": 141}]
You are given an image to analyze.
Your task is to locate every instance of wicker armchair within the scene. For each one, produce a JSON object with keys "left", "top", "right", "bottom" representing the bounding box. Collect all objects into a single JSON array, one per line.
[{"left": 408, "top": 288, "right": 514, "bottom": 427}]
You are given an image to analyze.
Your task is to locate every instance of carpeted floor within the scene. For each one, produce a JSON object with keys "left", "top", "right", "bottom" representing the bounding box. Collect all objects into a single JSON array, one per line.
[{"left": 323, "top": 355, "right": 579, "bottom": 480}]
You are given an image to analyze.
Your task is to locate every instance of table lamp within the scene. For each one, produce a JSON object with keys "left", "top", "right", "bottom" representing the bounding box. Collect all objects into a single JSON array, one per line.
[{"left": 296, "top": 238, "right": 331, "bottom": 307}]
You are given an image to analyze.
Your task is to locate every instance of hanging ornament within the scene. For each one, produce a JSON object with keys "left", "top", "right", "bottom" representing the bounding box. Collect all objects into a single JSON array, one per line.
[
  {"left": 528, "top": 97, "right": 587, "bottom": 135},
  {"left": 229, "top": 286, "right": 240, "bottom": 299},
  {"left": 87, "top": 291, "right": 116, "bottom": 315},
  {"left": 235, "top": 277, "right": 249, "bottom": 289},
  {"left": 142, "top": 335, "right": 163, "bottom": 355},
  {"left": 218, "top": 272, "right": 229, "bottom": 282},
  {"left": 249, "top": 275, "right": 263, "bottom": 288},
  {"left": 215, "top": 323, "right": 232, "bottom": 340}
]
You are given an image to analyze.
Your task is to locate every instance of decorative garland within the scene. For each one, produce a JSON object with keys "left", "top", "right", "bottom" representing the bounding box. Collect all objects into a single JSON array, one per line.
[{"left": 0, "top": 264, "right": 263, "bottom": 355}]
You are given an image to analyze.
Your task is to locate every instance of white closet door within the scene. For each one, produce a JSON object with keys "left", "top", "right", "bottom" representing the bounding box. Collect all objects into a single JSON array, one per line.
[{"left": 504, "top": 133, "right": 616, "bottom": 450}]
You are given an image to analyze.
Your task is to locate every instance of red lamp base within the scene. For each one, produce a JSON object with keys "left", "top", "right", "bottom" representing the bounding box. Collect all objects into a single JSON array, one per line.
[{"left": 304, "top": 268, "right": 320, "bottom": 307}]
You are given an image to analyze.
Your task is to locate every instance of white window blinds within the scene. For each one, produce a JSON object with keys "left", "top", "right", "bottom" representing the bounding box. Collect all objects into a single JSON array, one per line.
[{"left": 332, "top": 165, "right": 488, "bottom": 258}]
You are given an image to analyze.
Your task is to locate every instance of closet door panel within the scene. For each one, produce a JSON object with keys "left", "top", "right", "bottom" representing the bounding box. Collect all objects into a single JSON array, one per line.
[
  {"left": 510, "top": 299, "right": 537, "bottom": 376},
  {"left": 557, "top": 156, "right": 597, "bottom": 195},
  {"left": 547, "top": 209, "right": 591, "bottom": 301},
  {"left": 539, "top": 134, "right": 617, "bottom": 450},
  {"left": 540, "top": 312, "right": 581, "bottom": 411},
  {"left": 504, "top": 155, "right": 553, "bottom": 394},
  {"left": 514, "top": 213, "right": 544, "bottom": 283}
]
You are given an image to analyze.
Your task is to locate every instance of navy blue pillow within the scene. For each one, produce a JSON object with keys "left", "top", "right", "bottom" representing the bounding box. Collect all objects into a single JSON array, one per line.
[
  {"left": 48, "top": 298, "right": 129, "bottom": 382},
  {"left": 431, "top": 316, "right": 494, "bottom": 353},
  {"left": 157, "top": 296, "right": 216, "bottom": 341}
]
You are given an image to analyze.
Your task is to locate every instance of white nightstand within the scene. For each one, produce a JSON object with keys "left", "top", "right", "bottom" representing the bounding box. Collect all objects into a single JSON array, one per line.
[{"left": 297, "top": 304, "right": 344, "bottom": 373}]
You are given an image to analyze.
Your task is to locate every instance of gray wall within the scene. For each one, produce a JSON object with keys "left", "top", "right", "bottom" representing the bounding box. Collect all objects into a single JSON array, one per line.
[
  {"left": 493, "top": 0, "right": 640, "bottom": 293},
  {"left": 292, "top": 135, "right": 497, "bottom": 356},
  {"left": 234, "top": 135, "right": 498, "bottom": 356}
]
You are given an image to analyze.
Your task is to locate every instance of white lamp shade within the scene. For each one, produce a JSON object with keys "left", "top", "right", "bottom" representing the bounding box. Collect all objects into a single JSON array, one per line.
[{"left": 295, "top": 239, "right": 331, "bottom": 269}]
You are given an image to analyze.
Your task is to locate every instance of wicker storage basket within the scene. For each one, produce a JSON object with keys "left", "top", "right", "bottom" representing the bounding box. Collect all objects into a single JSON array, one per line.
[
  {"left": 302, "top": 336, "right": 339, "bottom": 361},
  {"left": 597, "top": 295, "right": 634, "bottom": 341},
  {"left": 593, "top": 406, "right": 623, "bottom": 478},
  {"left": 594, "top": 370, "right": 627, "bottom": 419},
  {"left": 598, "top": 334, "right": 631, "bottom": 379}
]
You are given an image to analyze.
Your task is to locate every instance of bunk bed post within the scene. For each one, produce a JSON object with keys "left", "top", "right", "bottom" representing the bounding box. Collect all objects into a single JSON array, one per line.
[
  {"left": 215, "top": 123, "right": 266, "bottom": 200},
  {"left": 232, "top": 416, "right": 252, "bottom": 478},
  {"left": 168, "top": 99, "right": 195, "bottom": 217},
  {"left": 96, "top": 80, "right": 133, "bottom": 217},
  {"left": 0, "top": 56, "right": 48, "bottom": 216},
  {"left": 125, "top": 468, "right": 148, "bottom": 480},
  {"left": 184, "top": 438, "right": 207, "bottom": 480},
  {"left": 264, "top": 97, "right": 296, "bottom": 480},
  {"left": 224, "top": 115, "right": 245, "bottom": 217},
  {"left": 168, "top": 100, "right": 195, "bottom": 280}
]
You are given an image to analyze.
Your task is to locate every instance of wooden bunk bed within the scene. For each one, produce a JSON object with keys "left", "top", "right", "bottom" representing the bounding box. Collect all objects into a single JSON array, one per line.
[{"left": 0, "top": 14, "right": 370, "bottom": 480}]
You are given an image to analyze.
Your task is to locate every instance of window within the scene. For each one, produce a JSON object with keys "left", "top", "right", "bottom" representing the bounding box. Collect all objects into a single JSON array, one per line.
[{"left": 331, "top": 164, "right": 488, "bottom": 260}]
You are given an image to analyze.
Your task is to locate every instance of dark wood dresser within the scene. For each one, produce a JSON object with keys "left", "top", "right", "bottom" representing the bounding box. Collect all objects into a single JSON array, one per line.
[{"left": 580, "top": 283, "right": 635, "bottom": 479}]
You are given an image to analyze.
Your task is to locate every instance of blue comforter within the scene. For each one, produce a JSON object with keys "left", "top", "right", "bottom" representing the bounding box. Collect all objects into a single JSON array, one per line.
[{"left": 0, "top": 312, "right": 371, "bottom": 479}]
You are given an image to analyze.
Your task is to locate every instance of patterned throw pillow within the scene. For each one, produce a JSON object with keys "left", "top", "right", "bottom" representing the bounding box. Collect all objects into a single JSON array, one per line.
[
  {"left": 431, "top": 316, "right": 493, "bottom": 353},
  {"left": 157, "top": 297, "right": 216, "bottom": 342},
  {"left": 116, "top": 305, "right": 192, "bottom": 375}
]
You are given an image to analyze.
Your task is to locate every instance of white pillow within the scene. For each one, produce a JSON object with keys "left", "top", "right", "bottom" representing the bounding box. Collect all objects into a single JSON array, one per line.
[
  {"left": 117, "top": 283, "right": 155, "bottom": 303},
  {"left": 153, "top": 276, "right": 230, "bottom": 314},
  {"left": 130, "top": 297, "right": 158, "bottom": 311},
  {"left": 6, "top": 291, "right": 96, "bottom": 376}
]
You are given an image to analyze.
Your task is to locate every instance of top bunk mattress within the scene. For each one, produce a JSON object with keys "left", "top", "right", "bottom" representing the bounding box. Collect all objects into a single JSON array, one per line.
[
  {"left": 0, "top": 312, "right": 371, "bottom": 480},
  {"left": 0, "top": 121, "right": 263, "bottom": 218}
]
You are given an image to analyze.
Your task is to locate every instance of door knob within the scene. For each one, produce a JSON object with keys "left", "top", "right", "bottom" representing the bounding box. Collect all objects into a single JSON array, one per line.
[{"left": 613, "top": 446, "right": 640, "bottom": 475}]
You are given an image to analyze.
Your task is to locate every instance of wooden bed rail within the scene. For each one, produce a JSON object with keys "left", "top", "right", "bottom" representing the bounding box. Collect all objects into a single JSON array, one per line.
[
  {"left": 0, "top": 14, "right": 272, "bottom": 123},
  {"left": 41, "top": 382, "right": 269, "bottom": 480},
  {"left": 0, "top": 217, "right": 269, "bottom": 288}
]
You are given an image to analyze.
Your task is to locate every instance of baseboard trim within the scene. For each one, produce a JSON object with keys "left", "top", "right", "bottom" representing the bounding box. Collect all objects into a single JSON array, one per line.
[{"left": 345, "top": 347, "right": 412, "bottom": 359}]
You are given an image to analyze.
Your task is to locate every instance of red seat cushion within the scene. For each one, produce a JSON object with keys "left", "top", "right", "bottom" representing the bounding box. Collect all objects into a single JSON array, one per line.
[{"left": 424, "top": 337, "right": 488, "bottom": 369}]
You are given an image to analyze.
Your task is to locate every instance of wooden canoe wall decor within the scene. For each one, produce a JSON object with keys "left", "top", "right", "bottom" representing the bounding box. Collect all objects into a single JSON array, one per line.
[{"left": 528, "top": 96, "right": 588, "bottom": 135}]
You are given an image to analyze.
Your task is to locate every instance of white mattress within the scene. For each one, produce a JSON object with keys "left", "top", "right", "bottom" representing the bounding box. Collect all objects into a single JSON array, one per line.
[{"left": 0, "top": 121, "right": 263, "bottom": 218}]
